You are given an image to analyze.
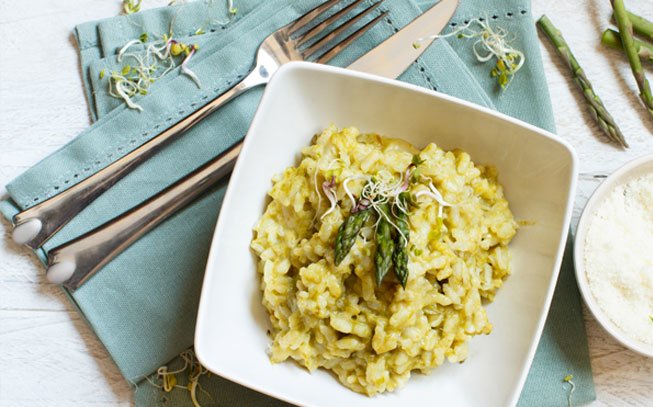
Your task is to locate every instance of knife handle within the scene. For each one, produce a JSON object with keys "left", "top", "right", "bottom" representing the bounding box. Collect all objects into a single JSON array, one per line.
[{"left": 46, "top": 140, "right": 242, "bottom": 291}]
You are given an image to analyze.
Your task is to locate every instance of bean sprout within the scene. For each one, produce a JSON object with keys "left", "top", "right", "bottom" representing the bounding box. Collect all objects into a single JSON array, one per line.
[
  {"left": 321, "top": 177, "right": 338, "bottom": 219},
  {"left": 415, "top": 181, "right": 452, "bottom": 218},
  {"left": 414, "top": 18, "right": 525, "bottom": 90}
]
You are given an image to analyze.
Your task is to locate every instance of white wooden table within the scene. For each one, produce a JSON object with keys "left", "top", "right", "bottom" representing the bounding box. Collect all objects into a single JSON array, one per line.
[{"left": 1, "top": 0, "right": 652, "bottom": 405}]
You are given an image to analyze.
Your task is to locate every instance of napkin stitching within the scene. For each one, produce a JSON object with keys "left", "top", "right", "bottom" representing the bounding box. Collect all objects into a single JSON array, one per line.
[
  {"left": 78, "top": 38, "right": 99, "bottom": 50},
  {"left": 20, "top": 69, "right": 245, "bottom": 207},
  {"left": 445, "top": 8, "right": 530, "bottom": 29},
  {"left": 383, "top": 18, "right": 438, "bottom": 92}
]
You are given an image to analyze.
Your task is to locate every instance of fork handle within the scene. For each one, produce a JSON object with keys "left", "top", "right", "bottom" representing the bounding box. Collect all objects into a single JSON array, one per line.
[
  {"left": 46, "top": 140, "right": 243, "bottom": 290},
  {"left": 12, "top": 66, "right": 268, "bottom": 249}
]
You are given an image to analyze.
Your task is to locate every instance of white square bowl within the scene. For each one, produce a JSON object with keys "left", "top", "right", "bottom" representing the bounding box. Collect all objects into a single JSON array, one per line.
[{"left": 195, "top": 62, "right": 577, "bottom": 407}]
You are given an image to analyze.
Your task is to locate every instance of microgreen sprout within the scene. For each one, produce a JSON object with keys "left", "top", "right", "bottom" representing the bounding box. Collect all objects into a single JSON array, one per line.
[
  {"left": 111, "top": 0, "right": 238, "bottom": 110},
  {"left": 411, "top": 154, "right": 425, "bottom": 166},
  {"left": 197, "top": 0, "right": 239, "bottom": 28},
  {"left": 325, "top": 154, "right": 450, "bottom": 250},
  {"left": 181, "top": 43, "right": 201, "bottom": 88},
  {"left": 122, "top": 0, "right": 142, "bottom": 15},
  {"left": 414, "top": 18, "right": 525, "bottom": 90},
  {"left": 146, "top": 350, "right": 211, "bottom": 407},
  {"left": 109, "top": 71, "right": 145, "bottom": 111},
  {"left": 313, "top": 162, "right": 323, "bottom": 219},
  {"left": 313, "top": 159, "right": 345, "bottom": 222},
  {"left": 336, "top": 159, "right": 443, "bottom": 246},
  {"left": 343, "top": 175, "right": 369, "bottom": 208},
  {"left": 415, "top": 181, "right": 452, "bottom": 218},
  {"left": 356, "top": 174, "right": 410, "bottom": 245},
  {"left": 563, "top": 374, "right": 575, "bottom": 407},
  {"left": 393, "top": 189, "right": 412, "bottom": 218},
  {"left": 321, "top": 176, "right": 338, "bottom": 219},
  {"left": 109, "top": 34, "right": 202, "bottom": 110},
  {"left": 228, "top": 0, "right": 237, "bottom": 15},
  {"left": 99, "top": 69, "right": 106, "bottom": 79}
]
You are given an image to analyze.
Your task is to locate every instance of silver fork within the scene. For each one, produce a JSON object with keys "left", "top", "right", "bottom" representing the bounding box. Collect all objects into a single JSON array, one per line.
[{"left": 12, "top": 0, "right": 387, "bottom": 250}]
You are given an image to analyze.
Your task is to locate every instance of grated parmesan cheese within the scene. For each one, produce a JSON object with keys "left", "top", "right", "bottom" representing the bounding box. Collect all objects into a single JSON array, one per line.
[{"left": 584, "top": 173, "right": 653, "bottom": 345}]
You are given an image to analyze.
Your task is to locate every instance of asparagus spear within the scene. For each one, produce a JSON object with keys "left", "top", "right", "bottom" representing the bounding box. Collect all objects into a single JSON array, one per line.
[
  {"left": 622, "top": 11, "right": 653, "bottom": 42},
  {"left": 611, "top": 0, "right": 653, "bottom": 119},
  {"left": 602, "top": 28, "right": 653, "bottom": 64},
  {"left": 374, "top": 204, "right": 395, "bottom": 287},
  {"left": 334, "top": 204, "right": 371, "bottom": 265},
  {"left": 537, "top": 15, "right": 628, "bottom": 148},
  {"left": 392, "top": 193, "right": 410, "bottom": 288}
]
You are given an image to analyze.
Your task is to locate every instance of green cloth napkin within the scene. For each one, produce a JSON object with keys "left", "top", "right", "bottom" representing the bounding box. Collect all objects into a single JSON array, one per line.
[{"left": 0, "top": 0, "right": 595, "bottom": 405}]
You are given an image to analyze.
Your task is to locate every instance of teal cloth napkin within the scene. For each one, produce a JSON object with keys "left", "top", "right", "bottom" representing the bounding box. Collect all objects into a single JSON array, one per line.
[{"left": 0, "top": 0, "right": 595, "bottom": 405}]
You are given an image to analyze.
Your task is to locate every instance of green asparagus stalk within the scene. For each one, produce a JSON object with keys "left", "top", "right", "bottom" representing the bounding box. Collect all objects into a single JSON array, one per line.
[
  {"left": 611, "top": 0, "right": 653, "bottom": 119},
  {"left": 334, "top": 206, "right": 371, "bottom": 265},
  {"left": 392, "top": 193, "right": 410, "bottom": 288},
  {"left": 537, "top": 15, "right": 628, "bottom": 148},
  {"left": 374, "top": 204, "right": 395, "bottom": 287},
  {"left": 621, "top": 11, "right": 653, "bottom": 42},
  {"left": 602, "top": 28, "right": 653, "bottom": 64}
]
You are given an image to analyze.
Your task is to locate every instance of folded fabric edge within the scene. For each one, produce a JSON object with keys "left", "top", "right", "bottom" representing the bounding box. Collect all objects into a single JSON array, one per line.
[{"left": 74, "top": 24, "right": 102, "bottom": 122}]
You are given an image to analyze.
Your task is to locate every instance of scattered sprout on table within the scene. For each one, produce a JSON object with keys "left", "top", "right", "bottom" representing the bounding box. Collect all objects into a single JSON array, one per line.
[
  {"left": 145, "top": 349, "right": 209, "bottom": 407},
  {"left": 180, "top": 43, "right": 201, "bottom": 87},
  {"left": 228, "top": 0, "right": 237, "bottom": 15},
  {"left": 563, "top": 374, "right": 576, "bottom": 407},
  {"left": 122, "top": 0, "right": 142, "bottom": 15}
]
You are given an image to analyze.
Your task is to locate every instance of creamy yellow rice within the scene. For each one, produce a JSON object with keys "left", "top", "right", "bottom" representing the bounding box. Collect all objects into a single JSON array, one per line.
[{"left": 250, "top": 126, "right": 517, "bottom": 396}]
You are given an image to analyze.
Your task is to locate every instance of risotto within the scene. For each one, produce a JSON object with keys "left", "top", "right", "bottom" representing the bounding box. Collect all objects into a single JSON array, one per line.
[{"left": 250, "top": 126, "right": 517, "bottom": 396}]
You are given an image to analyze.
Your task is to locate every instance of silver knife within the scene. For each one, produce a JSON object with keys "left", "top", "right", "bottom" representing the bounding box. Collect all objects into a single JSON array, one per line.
[{"left": 45, "top": 0, "right": 459, "bottom": 288}]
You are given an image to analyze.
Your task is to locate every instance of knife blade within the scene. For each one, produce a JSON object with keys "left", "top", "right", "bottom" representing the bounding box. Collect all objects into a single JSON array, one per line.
[{"left": 348, "top": 0, "right": 459, "bottom": 78}]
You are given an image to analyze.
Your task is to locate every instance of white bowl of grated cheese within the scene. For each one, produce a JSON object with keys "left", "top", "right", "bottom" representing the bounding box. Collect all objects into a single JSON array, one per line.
[{"left": 575, "top": 154, "right": 653, "bottom": 357}]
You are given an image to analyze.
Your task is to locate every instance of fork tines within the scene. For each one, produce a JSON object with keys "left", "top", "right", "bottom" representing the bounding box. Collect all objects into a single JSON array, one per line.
[{"left": 290, "top": 0, "right": 388, "bottom": 64}]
